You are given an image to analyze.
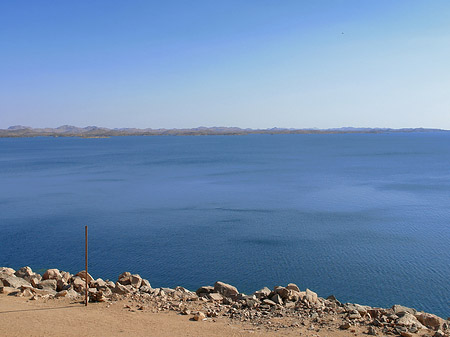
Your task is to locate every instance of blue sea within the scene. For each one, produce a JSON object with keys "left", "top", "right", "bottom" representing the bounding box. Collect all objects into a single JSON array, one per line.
[{"left": 0, "top": 133, "right": 449, "bottom": 317}]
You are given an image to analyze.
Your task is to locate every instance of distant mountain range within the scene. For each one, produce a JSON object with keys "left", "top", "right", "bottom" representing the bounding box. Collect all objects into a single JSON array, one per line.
[{"left": 0, "top": 125, "right": 448, "bottom": 138}]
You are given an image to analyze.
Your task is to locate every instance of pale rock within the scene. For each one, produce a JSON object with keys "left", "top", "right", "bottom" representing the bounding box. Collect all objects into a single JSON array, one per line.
[
  {"left": 415, "top": 312, "right": 444, "bottom": 329},
  {"left": 113, "top": 282, "right": 132, "bottom": 295},
  {"left": 208, "top": 293, "right": 223, "bottom": 302},
  {"left": 193, "top": 312, "right": 206, "bottom": 321},
  {"left": 141, "top": 279, "right": 151, "bottom": 289},
  {"left": 274, "top": 286, "right": 290, "bottom": 300},
  {"left": 0, "top": 274, "right": 32, "bottom": 289},
  {"left": 393, "top": 304, "right": 417, "bottom": 316},
  {"left": 0, "top": 286, "right": 17, "bottom": 294},
  {"left": 0, "top": 267, "right": 15, "bottom": 276},
  {"left": 38, "top": 279, "right": 57, "bottom": 291},
  {"left": 118, "top": 272, "right": 131, "bottom": 285},
  {"left": 253, "top": 287, "right": 271, "bottom": 299},
  {"left": 14, "top": 266, "right": 35, "bottom": 281},
  {"left": 397, "top": 313, "right": 425, "bottom": 328},
  {"left": 72, "top": 277, "right": 86, "bottom": 292},
  {"left": 61, "top": 271, "right": 71, "bottom": 283},
  {"left": 262, "top": 299, "right": 276, "bottom": 306},
  {"left": 130, "top": 274, "right": 142, "bottom": 289},
  {"left": 75, "top": 270, "right": 93, "bottom": 283},
  {"left": 286, "top": 283, "right": 300, "bottom": 292},
  {"left": 43, "top": 269, "right": 62, "bottom": 281},
  {"left": 214, "top": 281, "right": 238, "bottom": 298},
  {"left": 305, "top": 289, "right": 318, "bottom": 304}
]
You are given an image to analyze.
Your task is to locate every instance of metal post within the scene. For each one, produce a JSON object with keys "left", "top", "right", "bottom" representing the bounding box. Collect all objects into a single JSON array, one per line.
[{"left": 85, "top": 225, "right": 88, "bottom": 306}]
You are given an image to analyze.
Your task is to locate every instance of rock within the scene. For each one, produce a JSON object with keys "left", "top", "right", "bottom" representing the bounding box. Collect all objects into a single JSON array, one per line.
[
  {"left": 196, "top": 286, "right": 214, "bottom": 296},
  {"left": 348, "top": 310, "right": 362, "bottom": 320},
  {"left": 367, "top": 326, "right": 378, "bottom": 335},
  {"left": 56, "top": 279, "right": 70, "bottom": 291},
  {"left": 61, "top": 271, "right": 71, "bottom": 283},
  {"left": 274, "top": 286, "right": 290, "bottom": 300},
  {"left": 94, "top": 278, "right": 107, "bottom": 289},
  {"left": 130, "top": 274, "right": 142, "bottom": 289},
  {"left": 0, "top": 267, "right": 15, "bottom": 276},
  {"left": 141, "top": 279, "right": 151, "bottom": 289},
  {"left": 286, "top": 283, "right": 300, "bottom": 292},
  {"left": 118, "top": 272, "right": 131, "bottom": 285},
  {"left": 263, "top": 299, "right": 276, "bottom": 306},
  {"left": 270, "top": 293, "right": 283, "bottom": 305},
  {"left": 305, "top": 289, "right": 318, "bottom": 304},
  {"left": 340, "top": 322, "right": 351, "bottom": 330},
  {"left": 0, "top": 286, "right": 17, "bottom": 294},
  {"left": 397, "top": 313, "right": 425, "bottom": 328},
  {"left": 38, "top": 279, "right": 57, "bottom": 291},
  {"left": 214, "top": 281, "right": 238, "bottom": 298},
  {"left": 193, "top": 312, "right": 206, "bottom": 321},
  {"left": 393, "top": 305, "right": 417, "bottom": 316},
  {"left": 56, "top": 290, "right": 69, "bottom": 298},
  {"left": 14, "top": 266, "right": 36, "bottom": 282},
  {"left": 30, "top": 276, "right": 41, "bottom": 288},
  {"left": 140, "top": 286, "right": 152, "bottom": 293},
  {"left": 113, "top": 282, "right": 132, "bottom": 295},
  {"left": 416, "top": 312, "right": 444, "bottom": 329},
  {"left": 75, "top": 270, "right": 93, "bottom": 283},
  {"left": 208, "top": 293, "right": 223, "bottom": 302},
  {"left": 106, "top": 281, "right": 115, "bottom": 289},
  {"left": 433, "top": 330, "right": 445, "bottom": 337},
  {"left": 20, "top": 288, "right": 34, "bottom": 297},
  {"left": 0, "top": 274, "right": 32, "bottom": 289},
  {"left": 400, "top": 331, "right": 413, "bottom": 337},
  {"left": 253, "top": 287, "right": 271, "bottom": 299},
  {"left": 72, "top": 277, "right": 85, "bottom": 292},
  {"left": 43, "top": 269, "right": 62, "bottom": 281}
]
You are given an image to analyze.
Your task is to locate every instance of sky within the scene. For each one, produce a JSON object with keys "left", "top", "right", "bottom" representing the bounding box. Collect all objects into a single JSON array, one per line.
[{"left": 1, "top": 0, "right": 450, "bottom": 129}]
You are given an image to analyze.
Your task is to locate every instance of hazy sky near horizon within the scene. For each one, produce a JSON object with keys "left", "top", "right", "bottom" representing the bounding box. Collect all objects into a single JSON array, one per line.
[{"left": 1, "top": 1, "right": 450, "bottom": 129}]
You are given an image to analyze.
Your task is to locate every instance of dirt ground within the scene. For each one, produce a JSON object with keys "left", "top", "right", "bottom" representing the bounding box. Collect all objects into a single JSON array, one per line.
[{"left": 0, "top": 294, "right": 374, "bottom": 337}]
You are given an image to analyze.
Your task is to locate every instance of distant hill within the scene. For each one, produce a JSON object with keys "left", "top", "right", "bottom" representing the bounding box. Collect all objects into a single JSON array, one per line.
[{"left": 0, "top": 126, "right": 448, "bottom": 138}]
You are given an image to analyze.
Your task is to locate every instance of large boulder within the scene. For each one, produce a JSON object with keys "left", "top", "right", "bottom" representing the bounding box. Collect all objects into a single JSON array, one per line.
[
  {"left": 196, "top": 286, "right": 214, "bottom": 296},
  {"left": 130, "top": 274, "right": 142, "bottom": 289},
  {"left": 113, "top": 282, "right": 132, "bottom": 295},
  {"left": 0, "top": 267, "right": 15, "bottom": 276},
  {"left": 118, "top": 272, "right": 131, "bottom": 285},
  {"left": 253, "top": 287, "right": 271, "bottom": 299},
  {"left": 14, "top": 266, "right": 37, "bottom": 282},
  {"left": 214, "top": 281, "right": 238, "bottom": 298},
  {"left": 0, "top": 274, "right": 31, "bottom": 289},
  {"left": 38, "top": 279, "right": 57, "bottom": 291},
  {"left": 286, "top": 283, "right": 300, "bottom": 292},
  {"left": 396, "top": 313, "right": 425, "bottom": 328},
  {"left": 305, "top": 289, "right": 318, "bottom": 304},
  {"left": 415, "top": 312, "right": 444, "bottom": 329},
  {"left": 393, "top": 305, "right": 417, "bottom": 316},
  {"left": 43, "top": 269, "right": 62, "bottom": 281},
  {"left": 75, "top": 270, "right": 93, "bottom": 283}
]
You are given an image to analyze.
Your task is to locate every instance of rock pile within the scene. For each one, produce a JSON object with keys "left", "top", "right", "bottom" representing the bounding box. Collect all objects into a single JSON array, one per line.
[{"left": 1, "top": 266, "right": 448, "bottom": 336}]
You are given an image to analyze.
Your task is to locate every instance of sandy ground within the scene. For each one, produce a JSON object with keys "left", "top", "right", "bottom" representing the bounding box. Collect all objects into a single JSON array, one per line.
[{"left": 0, "top": 294, "right": 372, "bottom": 337}]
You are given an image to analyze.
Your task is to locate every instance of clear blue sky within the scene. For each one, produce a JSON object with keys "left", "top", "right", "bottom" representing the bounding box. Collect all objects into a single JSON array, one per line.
[{"left": 1, "top": 1, "right": 450, "bottom": 129}]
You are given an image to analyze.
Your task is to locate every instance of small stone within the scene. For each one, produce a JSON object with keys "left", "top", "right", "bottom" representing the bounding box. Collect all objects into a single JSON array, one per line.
[
  {"left": 193, "top": 312, "right": 206, "bottom": 321},
  {"left": 367, "top": 326, "right": 377, "bottom": 335},
  {"left": 340, "top": 322, "right": 351, "bottom": 330},
  {"left": 400, "top": 331, "right": 413, "bottom": 337}
]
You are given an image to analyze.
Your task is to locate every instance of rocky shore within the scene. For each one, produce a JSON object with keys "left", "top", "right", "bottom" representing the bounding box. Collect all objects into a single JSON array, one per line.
[{"left": 1, "top": 266, "right": 448, "bottom": 337}]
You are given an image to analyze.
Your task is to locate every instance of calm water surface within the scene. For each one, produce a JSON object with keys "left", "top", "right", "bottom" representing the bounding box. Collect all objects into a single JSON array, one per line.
[{"left": 0, "top": 133, "right": 449, "bottom": 317}]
